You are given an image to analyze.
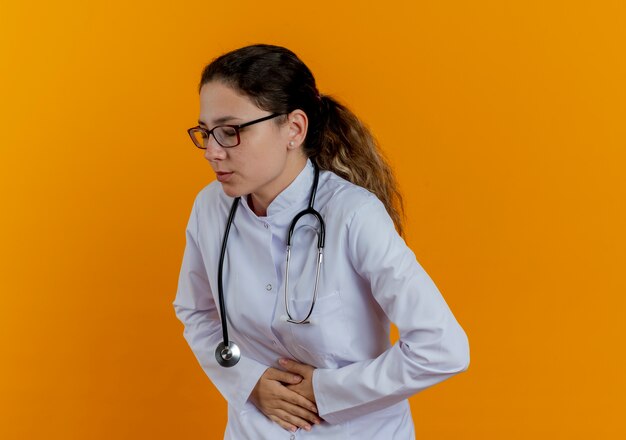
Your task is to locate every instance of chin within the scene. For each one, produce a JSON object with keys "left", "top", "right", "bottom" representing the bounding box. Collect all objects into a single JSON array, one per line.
[{"left": 220, "top": 183, "right": 246, "bottom": 199}]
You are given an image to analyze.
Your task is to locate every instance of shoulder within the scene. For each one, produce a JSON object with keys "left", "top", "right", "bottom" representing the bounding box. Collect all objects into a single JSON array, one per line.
[
  {"left": 319, "top": 169, "right": 387, "bottom": 224},
  {"left": 190, "top": 180, "right": 234, "bottom": 222},
  {"left": 194, "top": 180, "right": 224, "bottom": 207},
  {"left": 319, "top": 171, "right": 404, "bottom": 270}
]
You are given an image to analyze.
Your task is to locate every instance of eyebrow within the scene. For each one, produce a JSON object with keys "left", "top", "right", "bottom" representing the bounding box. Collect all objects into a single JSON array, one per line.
[{"left": 197, "top": 115, "right": 241, "bottom": 127}]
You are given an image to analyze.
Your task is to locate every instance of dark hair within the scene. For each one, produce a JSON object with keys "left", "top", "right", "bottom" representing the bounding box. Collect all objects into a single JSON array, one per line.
[{"left": 198, "top": 44, "right": 405, "bottom": 236}]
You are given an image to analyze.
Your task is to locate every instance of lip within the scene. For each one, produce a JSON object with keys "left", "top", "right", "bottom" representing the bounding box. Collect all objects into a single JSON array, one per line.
[{"left": 216, "top": 171, "right": 234, "bottom": 183}]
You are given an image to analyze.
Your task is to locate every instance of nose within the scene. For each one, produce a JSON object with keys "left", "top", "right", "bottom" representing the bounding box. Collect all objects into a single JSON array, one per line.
[{"left": 203, "top": 135, "right": 227, "bottom": 162}]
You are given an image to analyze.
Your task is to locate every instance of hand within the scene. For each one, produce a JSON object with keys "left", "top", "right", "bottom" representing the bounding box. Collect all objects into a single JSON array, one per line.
[
  {"left": 280, "top": 358, "right": 317, "bottom": 405},
  {"left": 249, "top": 367, "right": 322, "bottom": 433}
]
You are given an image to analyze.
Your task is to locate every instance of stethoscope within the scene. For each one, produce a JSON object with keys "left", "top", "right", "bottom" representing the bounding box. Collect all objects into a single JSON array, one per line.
[{"left": 215, "top": 162, "right": 326, "bottom": 367}]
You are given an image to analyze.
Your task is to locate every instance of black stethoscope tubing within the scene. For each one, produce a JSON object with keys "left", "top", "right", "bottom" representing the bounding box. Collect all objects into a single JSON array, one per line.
[{"left": 215, "top": 162, "right": 325, "bottom": 367}]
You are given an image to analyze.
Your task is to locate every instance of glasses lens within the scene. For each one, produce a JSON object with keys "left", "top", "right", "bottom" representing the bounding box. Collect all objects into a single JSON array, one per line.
[
  {"left": 189, "top": 129, "right": 206, "bottom": 148},
  {"left": 214, "top": 126, "right": 239, "bottom": 147}
]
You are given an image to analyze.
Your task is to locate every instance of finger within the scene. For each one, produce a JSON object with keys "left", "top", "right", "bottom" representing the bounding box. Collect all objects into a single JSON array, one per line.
[
  {"left": 268, "top": 414, "right": 297, "bottom": 433},
  {"left": 265, "top": 367, "right": 303, "bottom": 385},
  {"left": 274, "top": 408, "right": 313, "bottom": 432},
  {"left": 283, "top": 387, "right": 318, "bottom": 413},
  {"left": 278, "top": 358, "right": 309, "bottom": 376},
  {"left": 280, "top": 401, "right": 323, "bottom": 425}
]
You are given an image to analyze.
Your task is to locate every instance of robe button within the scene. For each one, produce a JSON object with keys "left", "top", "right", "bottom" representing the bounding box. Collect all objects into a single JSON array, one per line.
[
  {"left": 266, "top": 284, "right": 272, "bottom": 291},
  {"left": 263, "top": 222, "right": 269, "bottom": 229}
]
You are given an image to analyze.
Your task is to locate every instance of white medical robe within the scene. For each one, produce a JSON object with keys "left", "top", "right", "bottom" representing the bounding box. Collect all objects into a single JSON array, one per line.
[{"left": 173, "top": 159, "right": 470, "bottom": 439}]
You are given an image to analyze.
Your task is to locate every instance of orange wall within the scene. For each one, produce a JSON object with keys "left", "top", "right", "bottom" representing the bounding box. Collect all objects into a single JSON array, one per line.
[{"left": 1, "top": 0, "right": 624, "bottom": 438}]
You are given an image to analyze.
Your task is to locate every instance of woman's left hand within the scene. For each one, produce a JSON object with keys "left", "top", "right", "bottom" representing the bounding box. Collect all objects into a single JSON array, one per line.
[{"left": 279, "top": 358, "right": 317, "bottom": 404}]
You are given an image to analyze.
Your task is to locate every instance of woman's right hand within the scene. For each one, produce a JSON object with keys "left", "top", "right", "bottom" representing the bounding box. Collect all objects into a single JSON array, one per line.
[{"left": 249, "top": 367, "right": 322, "bottom": 432}]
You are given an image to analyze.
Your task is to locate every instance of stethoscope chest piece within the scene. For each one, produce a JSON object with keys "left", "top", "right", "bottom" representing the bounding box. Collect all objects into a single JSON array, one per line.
[{"left": 215, "top": 341, "right": 241, "bottom": 367}]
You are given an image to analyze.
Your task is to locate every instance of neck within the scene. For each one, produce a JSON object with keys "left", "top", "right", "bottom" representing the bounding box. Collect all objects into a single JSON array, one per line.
[{"left": 248, "top": 155, "right": 308, "bottom": 217}]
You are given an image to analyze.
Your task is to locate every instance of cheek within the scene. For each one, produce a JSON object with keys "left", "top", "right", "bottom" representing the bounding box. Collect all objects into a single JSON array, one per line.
[{"left": 239, "top": 138, "right": 285, "bottom": 172}]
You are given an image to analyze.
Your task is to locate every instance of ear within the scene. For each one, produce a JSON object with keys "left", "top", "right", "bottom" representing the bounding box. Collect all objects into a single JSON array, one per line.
[{"left": 286, "top": 109, "right": 308, "bottom": 150}]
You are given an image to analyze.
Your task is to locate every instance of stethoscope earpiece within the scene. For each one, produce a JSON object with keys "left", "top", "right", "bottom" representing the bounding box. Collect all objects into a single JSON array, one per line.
[{"left": 215, "top": 341, "right": 241, "bottom": 367}]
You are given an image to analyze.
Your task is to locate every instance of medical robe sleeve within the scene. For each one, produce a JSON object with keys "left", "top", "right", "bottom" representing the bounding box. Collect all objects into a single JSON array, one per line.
[
  {"left": 172, "top": 196, "right": 268, "bottom": 411},
  {"left": 312, "top": 195, "right": 470, "bottom": 425}
]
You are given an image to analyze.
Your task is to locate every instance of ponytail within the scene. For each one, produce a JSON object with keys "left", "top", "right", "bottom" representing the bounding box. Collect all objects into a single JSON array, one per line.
[
  {"left": 199, "top": 44, "right": 405, "bottom": 236},
  {"left": 305, "top": 94, "right": 405, "bottom": 237}
]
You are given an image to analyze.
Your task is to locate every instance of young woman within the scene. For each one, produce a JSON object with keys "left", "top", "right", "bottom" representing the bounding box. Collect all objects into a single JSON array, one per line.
[{"left": 173, "top": 44, "right": 470, "bottom": 439}]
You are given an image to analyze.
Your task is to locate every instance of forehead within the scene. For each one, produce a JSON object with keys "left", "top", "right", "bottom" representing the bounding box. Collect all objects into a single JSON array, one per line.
[{"left": 198, "top": 81, "right": 259, "bottom": 125}]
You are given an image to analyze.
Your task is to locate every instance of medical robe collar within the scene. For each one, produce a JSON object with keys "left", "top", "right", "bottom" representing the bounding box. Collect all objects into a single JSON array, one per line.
[{"left": 240, "top": 158, "right": 315, "bottom": 219}]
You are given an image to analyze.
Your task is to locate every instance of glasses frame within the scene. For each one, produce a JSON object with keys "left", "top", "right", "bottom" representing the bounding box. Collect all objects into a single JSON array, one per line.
[{"left": 187, "top": 112, "right": 285, "bottom": 149}]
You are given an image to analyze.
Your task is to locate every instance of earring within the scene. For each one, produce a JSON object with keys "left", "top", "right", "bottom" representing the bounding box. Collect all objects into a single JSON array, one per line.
[{"left": 289, "top": 141, "right": 295, "bottom": 147}]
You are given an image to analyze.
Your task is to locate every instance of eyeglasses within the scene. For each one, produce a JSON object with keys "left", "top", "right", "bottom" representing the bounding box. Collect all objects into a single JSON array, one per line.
[{"left": 187, "top": 113, "right": 284, "bottom": 149}]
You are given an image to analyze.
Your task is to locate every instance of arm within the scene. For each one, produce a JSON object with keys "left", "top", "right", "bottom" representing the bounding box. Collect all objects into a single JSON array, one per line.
[
  {"left": 311, "top": 195, "right": 470, "bottom": 424},
  {"left": 173, "top": 195, "right": 321, "bottom": 431},
  {"left": 172, "top": 195, "right": 267, "bottom": 411}
]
